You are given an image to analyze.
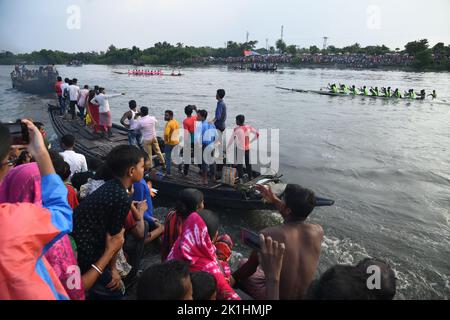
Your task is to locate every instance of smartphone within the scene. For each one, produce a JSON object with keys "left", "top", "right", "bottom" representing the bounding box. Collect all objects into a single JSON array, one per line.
[
  {"left": 240, "top": 227, "right": 261, "bottom": 250},
  {"left": 7, "top": 123, "right": 29, "bottom": 145}
]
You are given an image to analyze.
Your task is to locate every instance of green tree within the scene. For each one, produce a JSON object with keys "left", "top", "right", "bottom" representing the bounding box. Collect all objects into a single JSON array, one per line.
[
  {"left": 275, "top": 39, "right": 287, "bottom": 53},
  {"left": 405, "top": 39, "right": 429, "bottom": 56},
  {"left": 286, "top": 45, "right": 298, "bottom": 55},
  {"left": 309, "top": 45, "right": 320, "bottom": 54}
]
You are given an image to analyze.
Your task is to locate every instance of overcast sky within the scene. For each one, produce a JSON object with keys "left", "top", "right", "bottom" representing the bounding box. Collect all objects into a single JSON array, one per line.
[{"left": 1, "top": 0, "right": 449, "bottom": 53}]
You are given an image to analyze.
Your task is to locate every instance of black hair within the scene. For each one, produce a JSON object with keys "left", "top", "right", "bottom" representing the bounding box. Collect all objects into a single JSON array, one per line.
[
  {"left": 305, "top": 258, "right": 396, "bottom": 300},
  {"left": 48, "top": 150, "right": 70, "bottom": 181},
  {"left": 198, "top": 209, "right": 219, "bottom": 240},
  {"left": 140, "top": 106, "right": 149, "bottom": 116},
  {"left": 105, "top": 145, "right": 144, "bottom": 178},
  {"left": 68, "top": 80, "right": 73, "bottom": 85},
  {"left": 84, "top": 85, "right": 89, "bottom": 89},
  {"left": 356, "top": 258, "right": 397, "bottom": 300},
  {"left": 184, "top": 105, "right": 193, "bottom": 116},
  {"left": 190, "top": 271, "right": 217, "bottom": 300},
  {"left": 15, "top": 150, "right": 31, "bottom": 166},
  {"left": 236, "top": 114, "right": 245, "bottom": 125},
  {"left": 71, "top": 171, "right": 95, "bottom": 190},
  {"left": 217, "top": 89, "right": 225, "bottom": 99},
  {"left": 0, "top": 123, "right": 12, "bottom": 162},
  {"left": 175, "top": 188, "right": 204, "bottom": 218},
  {"left": 93, "top": 163, "right": 114, "bottom": 181},
  {"left": 283, "top": 184, "right": 316, "bottom": 220},
  {"left": 94, "top": 85, "right": 99, "bottom": 90},
  {"left": 197, "top": 109, "right": 208, "bottom": 120},
  {"left": 137, "top": 260, "right": 191, "bottom": 300},
  {"left": 64, "top": 78, "right": 70, "bottom": 83},
  {"left": 61, "top": 134, "right": 75, "bottom": 148},
  {"left": 34, "top": 122, "right": 44, "bottom": 130},
  {"left": 129, "top": 100, "right": 137, "bottom": 109},
  {"left": 57, "top": 76, "right": 62, "bottom": 81},
  {"left": 72, "top": 78, "right": 78, "bottom": 84},
  {"left": 165, "top": 110, "right": 174, "bottom": 117},
  {"left": 99, "top": 87, "right": 105, "bottom": 93},
  {"left": 87, "top": 158, "right": 103, "bottom": 172}
]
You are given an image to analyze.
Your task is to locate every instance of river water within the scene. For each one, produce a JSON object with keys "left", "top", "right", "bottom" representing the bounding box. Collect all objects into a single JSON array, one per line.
[{"left": 0, "top": 64, "right": 449, "bottom": 299}]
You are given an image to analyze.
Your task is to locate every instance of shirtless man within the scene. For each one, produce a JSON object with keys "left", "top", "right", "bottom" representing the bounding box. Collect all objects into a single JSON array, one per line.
[{"left": 233, "top": 184, "right": 324, "bottom": 300}]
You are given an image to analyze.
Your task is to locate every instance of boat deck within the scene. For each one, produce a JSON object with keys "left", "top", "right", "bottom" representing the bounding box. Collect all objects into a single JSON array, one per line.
[{"left": 49, "top": 104, "right": 235, "bottom": 189}]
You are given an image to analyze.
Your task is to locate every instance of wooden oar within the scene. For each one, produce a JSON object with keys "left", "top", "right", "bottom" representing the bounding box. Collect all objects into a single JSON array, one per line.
[{"left": 275, "top": 86, "right": 309, "bottom": 93}]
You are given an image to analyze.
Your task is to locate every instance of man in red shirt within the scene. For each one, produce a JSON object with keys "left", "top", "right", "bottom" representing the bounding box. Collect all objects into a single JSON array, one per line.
[
  {"left": 227, "top": 114, "right": 259, "bottom": 180},
  {"left": 182, "top": 105, "right": 197, "bottom": 176},
  {"left": 54, "top": 76, "right": 64, "bottom": 115}
]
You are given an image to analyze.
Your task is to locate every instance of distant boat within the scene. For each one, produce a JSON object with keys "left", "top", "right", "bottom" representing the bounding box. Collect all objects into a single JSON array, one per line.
[
  {"left": 66, "top": 60, "right": 83, "bottom": 67},
  {"left": 11, "top": 67, "right": 58, "bottom": 94}
]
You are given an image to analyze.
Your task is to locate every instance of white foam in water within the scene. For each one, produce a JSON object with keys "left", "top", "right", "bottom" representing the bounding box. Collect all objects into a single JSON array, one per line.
[{"left": 321, "top": 235, "right": 371, "bottom": 265}]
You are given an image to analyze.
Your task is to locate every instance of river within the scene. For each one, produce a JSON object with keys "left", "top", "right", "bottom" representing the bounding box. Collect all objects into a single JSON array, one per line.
[{"left": 1, "top": 64, "right": 449, "bottom": 299}]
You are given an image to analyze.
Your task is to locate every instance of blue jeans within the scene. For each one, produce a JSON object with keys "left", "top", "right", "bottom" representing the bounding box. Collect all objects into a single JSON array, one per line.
[
  {"left": 58, "top": 96, "right": 65, "bottom": 115},
  {"left": 78, "top": 106, "right": 85, "bottom": 120},
  {"left": 128, "top": 130, "right": 143, "bottom": 149},
  {"left": 164, "top": 144, "right": 175, "bottom": 174}
]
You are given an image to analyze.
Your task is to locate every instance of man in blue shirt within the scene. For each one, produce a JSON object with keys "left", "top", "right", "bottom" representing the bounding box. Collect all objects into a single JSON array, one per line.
[
  {"left": 211, "top": 89, "right": 227, "bottom": 132},
  {"left": 195, "top": 109, "right": 218, "bottom": 184}
]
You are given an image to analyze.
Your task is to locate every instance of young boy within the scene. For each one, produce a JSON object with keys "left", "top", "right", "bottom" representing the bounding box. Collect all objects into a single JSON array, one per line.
[
  {"left": 226, "top": 114, "right": 259, "bottom": 180},
  {"left": 194, "top": 109, "right": 218, "bottom": 185},
  {"left": 72, "top": 145, "right": 146, "bottom": 299}
]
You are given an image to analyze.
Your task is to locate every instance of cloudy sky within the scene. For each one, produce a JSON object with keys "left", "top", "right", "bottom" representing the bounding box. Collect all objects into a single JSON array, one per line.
[{"left": 1, "top": 0, "right": 449, "bottom": 53}]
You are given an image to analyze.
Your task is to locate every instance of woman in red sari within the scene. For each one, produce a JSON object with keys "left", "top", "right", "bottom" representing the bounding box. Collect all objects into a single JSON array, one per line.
[{"left": 86, "top": 89, "right": 100, "bottom": 134}]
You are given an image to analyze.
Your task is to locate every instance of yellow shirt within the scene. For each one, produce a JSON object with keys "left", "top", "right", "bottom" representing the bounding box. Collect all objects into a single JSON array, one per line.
[{"left": 164, "top": 119, "right": 180, "bottom": 145}]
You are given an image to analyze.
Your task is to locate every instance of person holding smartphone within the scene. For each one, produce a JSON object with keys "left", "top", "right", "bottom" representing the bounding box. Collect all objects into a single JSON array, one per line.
[
  {"left": 233, "top": 184, "right": 324, "bottom": 300},
  {"left": 0, "top": 120, "right": 73, "bottom": 299}
]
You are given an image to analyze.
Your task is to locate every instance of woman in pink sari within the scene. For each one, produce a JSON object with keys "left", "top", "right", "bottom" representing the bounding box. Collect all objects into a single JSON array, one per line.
[
  {"left": 0, "top": 162, "right": 85, "bottom": 300},
  {"left": 167, "top": 209, "right": 240, "bottom": 300}
]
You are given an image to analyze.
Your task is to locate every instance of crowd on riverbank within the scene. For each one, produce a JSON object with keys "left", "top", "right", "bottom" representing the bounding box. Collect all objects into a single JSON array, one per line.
[{"left": 0, "top": 74, "right": 398, "bottom": 300}]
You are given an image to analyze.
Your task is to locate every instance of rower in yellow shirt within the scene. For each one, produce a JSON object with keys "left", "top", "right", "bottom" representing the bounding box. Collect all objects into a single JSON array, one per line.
[{"left": 163, "top": 110, "right": 180, "bottom": 175}]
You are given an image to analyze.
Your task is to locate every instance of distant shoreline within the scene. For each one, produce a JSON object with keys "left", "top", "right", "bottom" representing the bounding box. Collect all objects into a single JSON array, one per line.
[{"left": 2, "top": 62, "right": 449, "bottom": 73}]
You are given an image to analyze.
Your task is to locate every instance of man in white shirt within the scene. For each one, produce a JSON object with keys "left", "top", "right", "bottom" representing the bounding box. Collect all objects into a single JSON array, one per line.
[
  {"left": 59, "top": 134, "right": 88, "bottom": 178},
  {"left": 68, "top": 78, "right": 80, "bottom": 121},
  {"left": 90, "top": 87, "right": 124, "bottom": 137},
  {"left": 134, "top": 106, "right": 165, "bottom": 169},
  {"left": 59, "top": 78, "right": 70, "bottom": 118},
  {"left": 77, "top": 84, "right": 90, "bottom": 122}
]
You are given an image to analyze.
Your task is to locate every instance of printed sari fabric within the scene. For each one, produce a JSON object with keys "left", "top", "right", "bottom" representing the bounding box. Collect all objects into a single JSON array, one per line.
[{"left": 167, "top": 212, "right": 240, "bottom": 300}]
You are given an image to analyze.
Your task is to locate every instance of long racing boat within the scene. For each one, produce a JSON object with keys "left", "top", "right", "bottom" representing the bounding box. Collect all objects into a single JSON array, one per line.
[{"left": 276, "top": 87, "right": 430, "bottom": 101}]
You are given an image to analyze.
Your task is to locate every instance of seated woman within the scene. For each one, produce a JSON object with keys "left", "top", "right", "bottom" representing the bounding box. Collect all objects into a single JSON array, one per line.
[
  {"left": 167, "top": 209, "right": 240, "bottom": 300},
  {"left": 161, "top": 188, "right": 204, "bottom": 261}
]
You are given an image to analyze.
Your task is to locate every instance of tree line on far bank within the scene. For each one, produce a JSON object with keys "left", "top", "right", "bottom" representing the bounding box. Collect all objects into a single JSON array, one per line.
[{"left": 1, "top": 39, "right": 449, "bottom": 71}]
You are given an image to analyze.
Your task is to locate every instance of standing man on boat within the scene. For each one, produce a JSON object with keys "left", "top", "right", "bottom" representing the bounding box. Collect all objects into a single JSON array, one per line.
[
  {"left": 68, "top": 78, "right": 80, "bottom": 121},
  {"left": 90, "top": 87, "right": 125, "bottom": 137},
  {"left": 182, "top": 105, "right": 197, "bottom": 176},
  {"left": 226, "top": 114, "right": 259, "bottom": 181},
  {"left": 120, "top": 100, "right": 143, "bottom": 149},
  {"left": 54, "top": 76, "right": 64, "bottom": 115},
  {"left": 77, "top": 84, "right": 89, "bottom": 122},
  {"left": 196, "top": 109, "right": 218, "bottom": 185},
  {"left": 163, "top": 110, "right": 180, "bottom": 176},
  {"left": 60, "top": 78, "right": 70, "bottom": 118},
  {"left": 134, "top": 106, "right": 166, "bottom": 169},
  {"left": 210, "top": 89, "right": 227, "bottom": 133}
]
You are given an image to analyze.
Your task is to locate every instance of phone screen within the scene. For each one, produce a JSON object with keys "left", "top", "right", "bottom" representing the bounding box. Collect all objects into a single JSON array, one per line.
[
  {"left": 240, "top": 228, "right": 261, "bottom": 250},
  {"left": 7, "top": 123, "right": 29, "bottom": 145}
]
